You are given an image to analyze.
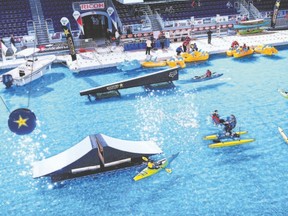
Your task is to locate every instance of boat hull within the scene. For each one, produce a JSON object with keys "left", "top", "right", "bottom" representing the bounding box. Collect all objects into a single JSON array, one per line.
[
  {"left": 233, "top": 49, "right": 254, "bottom": 58},
  {"left": 191, "top": 73, "right": 223, "bottom": 82},
  {"left": 209, "top": 139, "right": 255, "bottom": 148},
  {"left": 254, "top": 45, "right": 278, "bottom": 55},
  {"left": 278, "top": 89, "right": 288, "bottom": 99},
  {"left": 278, "top": 127, "right": 288, "bottom": 144},
  {"left": 181, "top": 52, "right": 209, "bottom": 63},
  {"left": 141, "top": 61, "right": 167, "bottom": 68},
  {"left": 203, "top": 131, "right": 248, "bottom": 140},
  {"left": 1, "top": 55, "right": 56, "bottom": 87}
]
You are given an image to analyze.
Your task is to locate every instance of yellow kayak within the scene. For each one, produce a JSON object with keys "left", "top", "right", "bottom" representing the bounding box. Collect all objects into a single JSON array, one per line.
[
  {"left": 133, "top": 152, "right": 179, "bottom": 181},
  {"left": 203, "top": 131, "right": 248, "bottom": 140},
  {"left": 209, "top": 139, "right": 255, "bottom": 148},
  {"left": 141, "top": 61, "right": 167, "bottom": 68},
  {"left": 278, "top": 89, "right": 288, "bottom": 99},
  {"left": 278, "top": 127, "right": 288, "bottom": 144}
]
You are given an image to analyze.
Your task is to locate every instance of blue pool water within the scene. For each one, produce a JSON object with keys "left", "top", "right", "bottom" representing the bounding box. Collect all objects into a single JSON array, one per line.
[{"left": 1, "top": 48, "right": 288, "bottom": 215}]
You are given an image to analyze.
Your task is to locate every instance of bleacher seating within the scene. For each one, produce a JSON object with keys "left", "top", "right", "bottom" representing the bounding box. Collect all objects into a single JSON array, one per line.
[
  {"left": 0, "top": 0, "right": 32, "bottom": 37},
  {"left": 149, "top": 0, "right": 239, "bottom": 21},
  {"left": 253, "top": 0, "right": 288, "bottom": 12},
  {"left": 40, "top": 0, "right": 88, "bottom": 32},
  {"left": 112, "top": 0, "right": 145, "bottom": 25}
]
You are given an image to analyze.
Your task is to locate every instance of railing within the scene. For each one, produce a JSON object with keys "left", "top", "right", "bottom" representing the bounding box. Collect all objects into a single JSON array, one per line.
[
  {"left": 249, "top": 3, "right": 262, "bottom": 19},
  {"left": 45, "top": 18, "right": 54, "bottom": 42},
  {"left": 276, "top": 18, "right": 288, "bottom": 27},
  {"left": 241, "top": 0, "right": 249, "bottom": 9},
  {"left": 121, "top": 14, "right": 152, "bottom": 34},
  {"left": 156, "top": 11, "right": 164, "bottom": 29},
  {"left": 45, "top": 18, "right": 54, "bottom": 34},
  {"left": 239, "top": 3, "right": 250, "bottom": 18},
  {"left": 27, "top": 20, "right": 36, "bottom": 35}
]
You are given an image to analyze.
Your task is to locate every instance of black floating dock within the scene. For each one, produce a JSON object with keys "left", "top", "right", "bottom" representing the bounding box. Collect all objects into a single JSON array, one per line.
[{"left": 80, "top": 67, "right": 179, "bottom": 99}]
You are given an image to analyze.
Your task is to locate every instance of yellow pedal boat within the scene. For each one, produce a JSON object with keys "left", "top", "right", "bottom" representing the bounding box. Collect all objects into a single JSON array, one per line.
[
  {"left": 141, "top": 61, "right": 167, "bottom": 68},
  {"left": 254, "top": 45, "right": 278, "bottom": 55},
  {"left": 233, "top": 48, "right": 254, "bottom": 58},
  {"left": 181, "top": 51, "right": 209, "bottom": 63},
  {"left": 226, "top": 48, "right": 237, "bottom": 57},
  {"left": 166, "top": 57, "right": 186, "bottom": 68}
]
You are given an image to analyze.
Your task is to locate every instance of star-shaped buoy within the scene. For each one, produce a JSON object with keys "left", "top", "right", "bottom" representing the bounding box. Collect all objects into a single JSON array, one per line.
[{"left": 8, "top": 108, "right": 36, "bottom": 135}]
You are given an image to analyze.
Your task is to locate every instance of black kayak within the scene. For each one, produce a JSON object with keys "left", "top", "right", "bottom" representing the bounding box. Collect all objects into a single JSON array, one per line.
[{"left": 191, "top": 73, "right": 223, "bottom": 82}]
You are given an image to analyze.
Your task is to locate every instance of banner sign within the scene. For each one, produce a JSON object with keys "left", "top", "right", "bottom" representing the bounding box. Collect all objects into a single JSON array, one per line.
[
  {"left": 271, "top": 0, "right": 281, "bottom": 28},
  {"left": 107, "top": 7, "right": 117, "bottom": 30},
  {"left": 60, "top": 17, "right": 77, "bottom": 61},
  {"left": 80, "top": 3, "right": 105, "bottom": 11},
  {"left": 73, "top": 11, "right": 84, "bottom": 35}
]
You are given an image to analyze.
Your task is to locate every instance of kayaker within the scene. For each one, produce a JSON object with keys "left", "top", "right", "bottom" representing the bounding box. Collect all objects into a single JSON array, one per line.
[
  {"left": 147, "top": 159, "right": 160, "bottom": 169},
  {"left": 205, "top": 69, "right": 212, "bottom": 78}
]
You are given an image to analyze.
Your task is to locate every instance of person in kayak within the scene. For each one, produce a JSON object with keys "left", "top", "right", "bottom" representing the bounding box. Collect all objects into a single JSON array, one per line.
[
  {"left": 205, "top": 69, "right": 212, "bottom": 78},
  {"left": 147, "top": 159, "right": 160, "bottom": 169}
]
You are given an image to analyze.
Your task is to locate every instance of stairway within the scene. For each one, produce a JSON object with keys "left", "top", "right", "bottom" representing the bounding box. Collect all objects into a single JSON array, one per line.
[
  {"left": 240, "top": 0, "right": 262, "bottom": 19},
  {"left": 28, "top": 0, "right": 50, "bottom": 44},
  {"left": 148, "top": 14, "right": 163, "bottom": 31},
  {"left": 138, "top": 4, "right": 163, "bottom": 31}
]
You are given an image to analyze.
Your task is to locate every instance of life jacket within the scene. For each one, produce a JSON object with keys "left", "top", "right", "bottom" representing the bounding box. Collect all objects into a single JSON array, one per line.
[
  {"left": 147, "top": 162, "right": 154, "bottom": 169},
  {"left": 212, "top": 113, "right": 220, "bottom": 124},
  {"left": 183, "top": 40, "right": 190, "bottom": 46}
]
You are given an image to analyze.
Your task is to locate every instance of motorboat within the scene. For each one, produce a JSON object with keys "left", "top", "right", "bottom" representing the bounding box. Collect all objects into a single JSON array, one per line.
[{"left": 1, "top": 55, "right": 56, "bottom": 88}]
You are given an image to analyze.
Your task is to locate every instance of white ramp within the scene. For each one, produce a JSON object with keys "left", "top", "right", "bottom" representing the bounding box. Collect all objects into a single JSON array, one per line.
[
  {"left": 98, "top": 134, "right": 163, "bottom": 154},
  {"left": 32, "top": 136, "right": 93, "bottom": 178}
]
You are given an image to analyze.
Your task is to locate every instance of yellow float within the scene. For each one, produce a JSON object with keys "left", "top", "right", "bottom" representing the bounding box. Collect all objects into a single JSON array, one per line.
[
  {"left": 233, "top": 48, "right": 254, "bottom": 58},
  {"left": 166, "top": 57, "right": 186, "bottom": 68},
  {"left": 181, "top": 51, "right": 209, "bottom": 63},
  {"left": 253, "top": 45, "right": 278, "bottom": 55},
  {"left": 226, "top": 48, "right": 237, "bottom": 57},
  {"left": 141, "top": 61, "right": 167, "bottom": 68}
]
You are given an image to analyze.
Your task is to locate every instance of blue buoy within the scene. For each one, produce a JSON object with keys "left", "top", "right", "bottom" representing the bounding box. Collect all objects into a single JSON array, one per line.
[{"left": 8, "top": 108, "right": 37, "bottom": 135}]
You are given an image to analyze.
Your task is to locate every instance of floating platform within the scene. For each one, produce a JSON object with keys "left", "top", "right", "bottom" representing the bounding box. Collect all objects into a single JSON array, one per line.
[
  {"left": 32, "top": 133, "right": 162, "bottom": 182},
  {"left": 80, "top": 67, "right": 179, "bottom": 100}
]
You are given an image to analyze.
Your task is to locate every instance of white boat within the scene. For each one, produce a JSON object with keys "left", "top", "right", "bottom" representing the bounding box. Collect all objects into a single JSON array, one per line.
[{"left": 1, "top": 55, "right": 56, "bottom": 88}]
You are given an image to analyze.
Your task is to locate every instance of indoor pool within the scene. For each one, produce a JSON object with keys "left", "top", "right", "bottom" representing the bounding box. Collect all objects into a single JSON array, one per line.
[{"left": 1, "top": 47, "right": 288, "bottom": 215}]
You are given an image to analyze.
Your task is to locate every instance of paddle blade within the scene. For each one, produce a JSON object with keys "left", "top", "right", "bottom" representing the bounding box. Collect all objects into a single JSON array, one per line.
[
  {"left": 142, "top": 156, "right": 148, "bottom": 162},
  {"left": 165, "top": 168, "right": 172, "bottom": 173}
]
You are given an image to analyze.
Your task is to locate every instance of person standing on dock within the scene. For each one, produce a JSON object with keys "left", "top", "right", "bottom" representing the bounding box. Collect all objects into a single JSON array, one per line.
[
  {"left": 10, "top": 34, "right": 15, "bottom": 46},
  {"left": 207, "top": 29, "right": 212, "bottom": 44},
  {"left": 115, "top": 30, "right": 120, "bottom": 46},
  {"left": 158, "top": 32, "right": 166, "bottom": 50},
  {"left": 145, "top": 38, "right": 152, "bottom": 55}
]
